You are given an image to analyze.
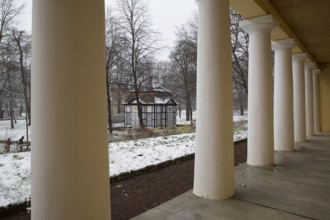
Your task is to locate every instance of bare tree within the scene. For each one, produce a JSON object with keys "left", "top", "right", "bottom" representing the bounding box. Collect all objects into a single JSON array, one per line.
[
  {"left": 0, "top": 0, "right": 24, "bottom": 43},
  {"left": 0, "top": 0, "right": 26, "bottom": 129},
  {"left": 169, "top": 17, "right": 197, "bottom": 123},
  {"left": 0, "top": 39, "right": 20, "bottom": 128},
  {"left": 105, "top": 8, "right": 129, "bottom": 133},
  {"left": 230, "top": 9, "right": 249, "bottom": 115},
  {"left": 115, "top": 0, "right": 160, "bottom": 129},
  {"left": 233, "top": 79, "right": 247, "bottom": 116},
  {"left": 12, "top": 30, "right": 31, "bottom": 125}
]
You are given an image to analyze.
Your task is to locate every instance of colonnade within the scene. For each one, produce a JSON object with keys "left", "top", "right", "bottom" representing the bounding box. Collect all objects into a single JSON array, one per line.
[
  {"left": 31, "top": 0, "right": 322, "bottom": 218},
  {"left": 193, "top": 0, "right": 321, "bottom": 200}
]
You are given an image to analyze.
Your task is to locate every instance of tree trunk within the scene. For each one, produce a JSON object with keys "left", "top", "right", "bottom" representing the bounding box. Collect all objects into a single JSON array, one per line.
[
  {"left": 185, "top": 91, "right": 192, "bottom": 122},
  {"left": 0, "top": 103, "right": 3, "bottom": 119},
  {"left": 7, "top": 71, "right": 15, "bottom": 129},
  {"left": 185, "top": 104, "right": 190, "bottom": 121},
  {"left": 10, "top": 104, "right": 14, "bottom": 129},
  {"left": 12, "top": 31, "right": 31, "bottom": 125},
  {"left": 179, "top": 105, "right": 181, "bottom": 118},
  {"left": 132, "top": 61, "right": 144, "bottom": 129},
  {"left": 20, "top": 104, "right": 23, "bottom": 117},
  {"left": 190, "top": 105, "right": 193, "bottom": 127},
  {"left": 106, "top": 71, "right": 113, "bottom": 134},
  {"left": 26, "top": 114, "right": 29, "bottom": 149},
  {"left": 136, "top": 97, "right": 144, "bottom": 129},
  {"left": 182, "top": 68, "right": 192, "bottom": 122},
  {"left": 236, "top": 81, "right": 245, "bottom": 116},
  {"left": 240, "top": 105, "right": 244, "bottom": 116},
  {"left": 117, "top": 96, "right": 122, "bottom": 114}
]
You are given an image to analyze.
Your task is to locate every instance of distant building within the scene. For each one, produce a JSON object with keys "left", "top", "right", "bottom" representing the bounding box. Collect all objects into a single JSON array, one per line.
[{"left": 124, "top": 85, "right": 177, "bottom": 129}]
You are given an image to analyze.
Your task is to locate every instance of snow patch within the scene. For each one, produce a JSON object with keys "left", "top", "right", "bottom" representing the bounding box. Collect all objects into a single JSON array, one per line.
[{"left": 0, "top": 115, "right": 247, "bottom": 208}]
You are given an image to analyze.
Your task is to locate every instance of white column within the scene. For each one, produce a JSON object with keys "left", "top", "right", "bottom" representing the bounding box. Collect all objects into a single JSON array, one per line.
[
  {"left": 240, "top": 15, "right": 277, "bottom": 166},
  {"left": 313, "top": 69, "right": 321, "bottom": 134},
  {"left": 193, "top": 0, "right": 234, "bottom": 200},
  {"left": 31, "top": 1, "right": 111, "bottom": 220},
  {"left": 292, "top": 53, "right": 307, "bottom": 142},
  {"left": 273, "top": 39, "right": 295, "bottom": 151},
  {"left": 305, "top": 63, "right": 316, "bottom": 137}
]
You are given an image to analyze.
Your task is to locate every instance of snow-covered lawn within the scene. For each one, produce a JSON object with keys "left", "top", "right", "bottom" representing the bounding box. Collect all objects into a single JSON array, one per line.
[
  {"left": 0, "top": 115, "right": 247, "bottom": 208},
  {"left": 0, "top": 119, "right": 30, "bottom": 141},
  {"left": 233, "top": 112, "right": 248, "bottom": 122},
  {"left": 176, "top": 111, "right": 196, "bottom": 125},
  {"left": 0, "top": 152, "right": 31, "bottom": 207},
  {"left": 0, "top": 119, "right": 31, "bottom": 153},
  {"left": 110, "top": 133, "right": 195, "bottom": 176}
]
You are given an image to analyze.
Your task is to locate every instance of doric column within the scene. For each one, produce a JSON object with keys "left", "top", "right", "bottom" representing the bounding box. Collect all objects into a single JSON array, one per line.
[
  {"left": 273, "top": 39, "right": 295, "bottom": 151},
  {"left": 193, "top": 0, "right": 234, "bottom": 200},
  {"left": 31, "top": 1, "right": 111, "bottom": 219},
  {"left": 305, "top": 63, "right": 316, "bottom": 137},
  {"left": 313, "top": 69, "right": 321, "bottom": 134},
  {"left": 292, "top": 53, "right": 307, "bottom": 142},
  {"left": 240, "top": 15, "right": 277, "bottom": 166}
]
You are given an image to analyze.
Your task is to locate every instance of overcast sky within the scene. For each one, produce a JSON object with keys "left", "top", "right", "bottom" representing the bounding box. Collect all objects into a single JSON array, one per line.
[{"left": 18, "top": 0, "right": 197, "bottom": 61}]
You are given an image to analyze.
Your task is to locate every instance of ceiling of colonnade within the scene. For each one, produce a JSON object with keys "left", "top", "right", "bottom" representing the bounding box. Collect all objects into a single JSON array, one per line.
[{"left": 230, "top": 0, "right": 330, "bottom": 67}]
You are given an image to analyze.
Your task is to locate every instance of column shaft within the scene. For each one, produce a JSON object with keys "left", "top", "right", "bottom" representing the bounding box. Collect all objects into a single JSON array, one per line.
[
  {"left": 313, "top": 69, "right": 321, "bottom": 133},
  {"left": 193, "top": 0, "right": 234, "bottom": 200},
  {"left": 305, "top": 63, "right": 315, "bottom": 137},
  {"left": 31, "top": 1, "right": 111, "bottom": 219},
  {"left": 292, "top": 54, "right": 307, "bottom": 142},
  {"left": 273, "top": 39, "right": 295, "bottom": 151},
  {"left": 240, "top": 15, "right": 276, "bottom": 166}
]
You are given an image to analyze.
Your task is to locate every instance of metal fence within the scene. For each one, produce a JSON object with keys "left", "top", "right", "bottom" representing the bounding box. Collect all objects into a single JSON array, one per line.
[{"left": 125, "top": 112, "right": 176, "bottom": 129}]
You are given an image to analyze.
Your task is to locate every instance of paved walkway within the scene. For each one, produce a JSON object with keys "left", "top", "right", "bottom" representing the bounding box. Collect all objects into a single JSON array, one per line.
[{"left": 132, "top": 133, "right": 330, "bottom": 220}]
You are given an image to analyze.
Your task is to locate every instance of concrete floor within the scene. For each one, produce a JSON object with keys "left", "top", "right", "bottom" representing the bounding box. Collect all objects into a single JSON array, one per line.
[{"left": 131, "top": 133, "right": 330, "bottom": 220}]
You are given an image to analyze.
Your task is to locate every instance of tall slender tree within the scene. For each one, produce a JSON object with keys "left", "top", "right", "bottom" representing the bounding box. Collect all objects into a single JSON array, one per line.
[
  {"left": 0, "top": 0, "right": 25, "bottom": 123},
  {"left": 0, "top": 38, "right": 20, "bottom": 128},
  {"left": 230, "top": 9, "right": 249, "bottom": 115},
  {"left": 0, "top": 0, "right": 24, "bottom": 43},
  {"left": 115, "top": 0, "right": 160, "bottom": 129},
  {"left": 12, "top": 30, "right": 31, "bottom": 125},
  {"left": 105, "top": 8, "right": 128, "bottom": 133},
  {"left": 169, "top": 17, "right": 197, "bottom": 123}
]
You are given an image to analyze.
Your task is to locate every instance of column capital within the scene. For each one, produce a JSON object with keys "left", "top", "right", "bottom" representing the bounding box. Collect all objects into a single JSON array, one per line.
[
  {"left": 292, "top": 53, "right": 307, "bottom": 61},
  {"left": 239, "top": 15, "right": 277, "bottom": 34},
  {"left": 313, "top": 68, "right": 321, "bottom": 75},
  {"left": 305, "top": 62, "right": 316, "bottom": 70},
  {"left": 272, "top": 38, "right": 296, "bottom": 51}
]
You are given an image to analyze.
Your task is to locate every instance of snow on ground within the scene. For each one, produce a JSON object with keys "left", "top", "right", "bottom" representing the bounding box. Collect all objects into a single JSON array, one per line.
[
  {"left": 0, "top": 119, "right": 31, "bottom": 153},
  {"left": 177, "top": 111, "right": 248, "bottom": 125},
  {"left": 233, "top": 112, "right": 248, "bottom": 140},
  {"left": 0, "top": 119, "right": 30, "bottom": 140},
  {"left": 0, "top": 114, "right": 247, "bottom": 207},
  {"left": 176, "top": 111, "right": 197, "bottom": 125},
  {"left": 110, "top": 133, "right": 195, "bottom": 176},
  {"left": 0, "top": 152, "right": 31, "bottom": 207},
  {"left": 233, "top": 112, "right": 248, "bottom": 122}
]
